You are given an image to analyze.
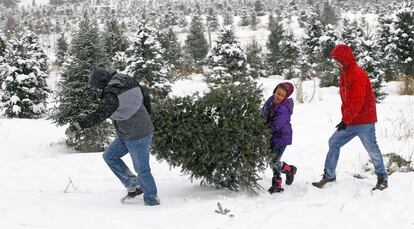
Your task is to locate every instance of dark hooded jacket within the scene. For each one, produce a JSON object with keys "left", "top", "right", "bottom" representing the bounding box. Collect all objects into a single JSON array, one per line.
[
  {"left": 330, "top": 44, "right": 377, "bottom": 125},
  {"left": 261, "top": 82, "right": 294, "bottom": 146},
  {"left": 78, "top": 68, "right": 153, "bottom": 140}
]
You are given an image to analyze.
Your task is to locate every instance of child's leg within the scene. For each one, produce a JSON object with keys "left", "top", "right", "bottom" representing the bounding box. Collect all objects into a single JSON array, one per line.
[
  {"left": 270, "top": 144, "right": 297, "bottom": 186},
  {"left": 269, "top": 144, "right": 287, "bottom": 193},
  {"left": 270, "top": 144, "right": 287, "bottom": 177}
]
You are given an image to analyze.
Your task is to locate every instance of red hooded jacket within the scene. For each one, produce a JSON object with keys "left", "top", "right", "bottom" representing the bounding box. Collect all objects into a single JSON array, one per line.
[{"left": 330, "top": 44, "right": 377, "bottom": 125}]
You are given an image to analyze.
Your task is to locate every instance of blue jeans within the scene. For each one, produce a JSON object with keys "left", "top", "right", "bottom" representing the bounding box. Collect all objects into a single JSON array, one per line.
[
  {"left": 103, "top": 134, "right": 159, "bottom": 204},
  {"left": 324, "top": 124, "right": 388, "bottom": 180}
]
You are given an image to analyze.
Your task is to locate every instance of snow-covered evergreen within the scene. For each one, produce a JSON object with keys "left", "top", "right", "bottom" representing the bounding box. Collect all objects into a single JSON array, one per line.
[
  {"left": 223, "top": 9, "right": 234, "bottom": 26},
  {"left": 55, "top": 33, "right": 68, "bottom": 67},
  {"left": 301, "top": 9, "right": 324, "bottom": 78},
  {"left": 50, "top": 12, "right": 113, "bottom": 152},
  {"left": 0, "top": 35, "right": 5, "bottom": 58},
  {"left": 266, "top": 20, "right": 285, "bottom": 75},
  {"left": 0, "top": 31, "right": 49, "bottom": 118},
  {"left": 185, "top": 14, "right": 209, "bottom": 65},
  {"left": 1, "top": 1, "right": 414, "bottom": 228},
  {"left": 394, "top": 3, "right": 414, "bottom": 78},
  {"left": 245, "top": 36, "right": 266, "bottom": 78},
  {"left": 320, "top": 1, "right": 339, "bottom": 26},
  {"left": 279, "top": 28, "right": 300, "bottom": 79},
  {"left": 157, "top": 27, "right": 182, "bottom": 72},
  {"left": 206, "top": 6, "right": 219, "bottom": 31},
  {"left": 206, "top": 26, "right": 250, "bottom": 85},
  {"left": 376, "top": 13, "right": 399, "bottom": 82},
  {"left": 102, "top": 17, "right": 129, "bottom": 61},
  {"left": 319, "top": 24, "right": 340, "bottom": 87},
  {"left": 124, "top": 22, "right": 170, "bottom": 99},
  {"left": 239, "top": 8, "right": 250, "bottom": 26}
]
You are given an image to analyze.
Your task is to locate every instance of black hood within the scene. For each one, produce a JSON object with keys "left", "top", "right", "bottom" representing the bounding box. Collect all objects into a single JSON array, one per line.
[{"left": 88, "top": 67, "right": 116, "bottom": 89}]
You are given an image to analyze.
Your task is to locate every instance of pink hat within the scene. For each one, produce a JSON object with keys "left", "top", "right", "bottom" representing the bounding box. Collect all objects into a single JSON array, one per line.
[{"left": 273, "top": 82, "right": 294, "bottom": 99}]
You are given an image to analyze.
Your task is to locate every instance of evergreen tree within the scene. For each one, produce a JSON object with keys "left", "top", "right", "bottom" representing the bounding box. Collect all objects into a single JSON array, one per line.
[
  {"left": 255, "top": 0, "right": 266, "bottom": 16},
  {"left": 298, "top": 8, "right": 309, "bottom": 28},
  {"left": 268, "top": 13, "right": 276, "bottom": 30},
  {"left": 279, "top": 29, "right": 300, "bottom": 79},
  {"left": 50, "top": 12, "right": 112, "bottom": 152},
  {"left": 0, "top": 31, "right": 49, "bottom": 118},
  {"left": 266, "top": 21, "right": 285, "bottom": 75},
  {"left": 185, "top": 14, "right": 209, "bottom": 64},
  {"left": 250, "top": 11, "right": 259, "bottom": 31},
  {"left": 394, "top": 3, "right": 414, "bottom": 78},
  {"left": 301, "top": 10, "right": 324, "bottom": 78},
  {"left": 55, "top": 33, "right": 68, "bottom": 67},
  {"left": 239, "top": 9, "right": 250, "bottom": 26},
  {"left": 223, "top": 10, "right": 234, "bottom": 26},
  {"left": 160, "top": 7, "right": 179, "bottom": 28},
  {"left": 319, "top": 24, "right": 340, "bottom": 87},
  {"left": 158, "top": 27, "right": 182, "bottom": 71},
  {"left": 152, "top": 80, "right": 270, "bottom": 191},
  {"left": 340, "top": 18, "right": 364, "bottom": 56},
  {"left": 125, "top": 23, "right": 170, "bottom": 99},
  {"left": 0, "top": 35, "right": 5, "bottom": 60},
  {"left": 4, "top": 14, "right": 20, "bottom": 40},
  {"left": 178, "top": 13, "right": 188, "bottom": 28},
  {"left": 103, "top": 18, "right": 129, "bottom": 61},
  {"left": 246, "top": 36, "right": 266, "bottom": 78},
  {"left": 206, "top": 27, "right": 250, "bottom": 85},
  {"left": 206, "top": 7, "right": 219, "bottom": 31},
  {"left": 49, "top": 0, "right": 65, "bottom": 6},
  {"left": 0, "top": 36, "right": 6, "bottom": 97},
  {"left": 111, "top": 51, "right": 128, "bottom": 72},
  {"left": 357, "top": 36, "right": 387, "bottom": 102},
  {"left": 377, "top": 14, "right": 398, "bottom": 82},
  {"left": 152, "top": 29, "right": 270, "bottom": 192},
  {"left": 1, "top": 0, "right": 20, "bottom": 8},
  {"left": 321, "top": 1, "right": 339, "bottom": 26}
]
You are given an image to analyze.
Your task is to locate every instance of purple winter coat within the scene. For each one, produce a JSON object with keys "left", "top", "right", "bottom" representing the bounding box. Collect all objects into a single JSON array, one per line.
[{"left": 261, "top": 96, "right": 294, "bottom": 146}]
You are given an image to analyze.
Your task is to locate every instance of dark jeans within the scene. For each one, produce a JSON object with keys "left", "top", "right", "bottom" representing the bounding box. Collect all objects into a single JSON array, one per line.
[{"left": 270, "top": 144, "right": 287, "bottom": 178}]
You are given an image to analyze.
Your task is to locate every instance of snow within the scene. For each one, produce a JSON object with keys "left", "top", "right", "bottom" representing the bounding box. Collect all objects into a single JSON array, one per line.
[
  {"left": 1, "top": 75, "right": 413, "bottom": 229},
  {"left": 10, "top": 95, "right": 20, "bottom": 104},
  {"left": 19, "top": 0, "right": 49, "bottom": 7},
  {"left": 1, "top": 2, "right": 414, "bottom": 227}
]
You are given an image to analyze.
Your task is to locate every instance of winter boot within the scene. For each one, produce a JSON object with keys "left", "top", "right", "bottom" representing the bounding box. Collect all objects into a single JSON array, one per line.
[
  {"left": 372, "top": 176, "right": 388, "bottom": 191},
  {"left": 121, "top": 187, "right": 144, "bottom": 203},
  {"left": 268, "top": 176, "right": 284, "bottom": 194},
  {"left": 281, "top": 163, "right": 297, "bottom": 185},
  {"left": 312, "top": 175, "right": 336, "bottom": 189}
]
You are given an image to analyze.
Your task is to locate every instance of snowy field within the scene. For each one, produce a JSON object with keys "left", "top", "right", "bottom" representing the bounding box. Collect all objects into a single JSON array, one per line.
[
  {"left": 19, "top": 0, "right": 50, "bottom": 7},
  {"left": 0, "top": 75, "right": 413, "bottom": 229}
]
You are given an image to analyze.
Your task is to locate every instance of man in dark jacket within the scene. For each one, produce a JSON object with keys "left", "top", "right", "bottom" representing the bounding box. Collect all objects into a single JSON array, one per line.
[
  {"left": 66, "top": 67, "right": 160, "bottom": 205},
  {"left": 312, "top": 44, "right": 388, "bottom": 191}
]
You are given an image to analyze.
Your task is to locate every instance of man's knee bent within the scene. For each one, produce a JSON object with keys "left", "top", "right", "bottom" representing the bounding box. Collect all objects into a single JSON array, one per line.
[{"left": 102, "top": 151, "right": 116, "bottom": 163}]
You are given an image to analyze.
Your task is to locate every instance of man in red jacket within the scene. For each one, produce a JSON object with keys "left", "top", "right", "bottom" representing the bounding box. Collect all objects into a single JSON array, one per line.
[{"left": 312, "top": 44, "right": 388, "bottom": 191}]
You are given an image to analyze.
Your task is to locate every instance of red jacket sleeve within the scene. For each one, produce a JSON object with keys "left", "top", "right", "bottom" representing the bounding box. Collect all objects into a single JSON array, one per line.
[{"left": 342, "top": 68, "right": 367, "bottom": 125}]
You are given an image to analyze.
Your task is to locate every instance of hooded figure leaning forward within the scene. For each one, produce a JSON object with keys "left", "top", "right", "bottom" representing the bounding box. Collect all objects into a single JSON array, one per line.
[{"left": 66, "top": 67, "right": 160, "bottom": 206}]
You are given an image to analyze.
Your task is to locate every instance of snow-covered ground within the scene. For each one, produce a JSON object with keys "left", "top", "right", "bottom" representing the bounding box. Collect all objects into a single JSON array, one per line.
[
  {"left": 0, "top": 75, "right": 413, "bottom": 229},
  {"left": 19, "top": 0, "right": 49, "bottom": 7}
]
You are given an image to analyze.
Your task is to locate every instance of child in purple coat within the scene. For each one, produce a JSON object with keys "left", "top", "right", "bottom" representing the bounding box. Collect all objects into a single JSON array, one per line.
[{"left": 261, "top": 82, "right": 297, "bottom": 194}]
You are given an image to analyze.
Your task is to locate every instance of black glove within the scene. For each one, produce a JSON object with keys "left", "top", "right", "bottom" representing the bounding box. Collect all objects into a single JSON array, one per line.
[
  {"left": 65, "top": 122, "right": 82, "bottom": 138},
  {"left": 336, "top": 121, "right": 347, "bottom": 132}
]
